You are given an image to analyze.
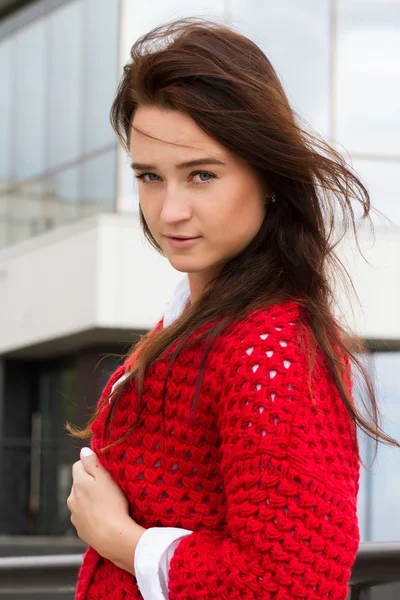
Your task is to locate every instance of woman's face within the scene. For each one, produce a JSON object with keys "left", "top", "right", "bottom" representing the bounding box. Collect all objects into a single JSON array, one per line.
[{"left": 130, "top": 106, "right": 266, "bottom": 287}]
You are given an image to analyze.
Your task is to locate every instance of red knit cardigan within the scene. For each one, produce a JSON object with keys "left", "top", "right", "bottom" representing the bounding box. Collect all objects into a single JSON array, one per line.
[{"left": 75, "top": 301, "right": 360, "bottom": 599}]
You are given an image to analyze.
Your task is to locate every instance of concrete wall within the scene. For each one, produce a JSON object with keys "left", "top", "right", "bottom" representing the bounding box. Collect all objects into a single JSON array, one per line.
[
  {"left": 335, "top": 226, "right": 400, "bottom": 342},
  {"left": 0, "top": 214, "right": 182, "bottom": 357},
  {"left": 0, "top": 212, "right": 399, "bottom": 358}
]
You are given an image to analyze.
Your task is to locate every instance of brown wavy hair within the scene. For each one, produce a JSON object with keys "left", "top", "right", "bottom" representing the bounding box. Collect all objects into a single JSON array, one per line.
[{"left": 67, "top": 17, "right": 399, "bottom": 458}]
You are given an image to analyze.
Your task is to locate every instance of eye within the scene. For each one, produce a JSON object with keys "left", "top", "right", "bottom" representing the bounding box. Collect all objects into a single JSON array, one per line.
[
  {"left": 191, "top": 171, "right": 215, "bottom": 184},
  {"left": 134, "top": 172, "right": 160, "bottom": 184}
]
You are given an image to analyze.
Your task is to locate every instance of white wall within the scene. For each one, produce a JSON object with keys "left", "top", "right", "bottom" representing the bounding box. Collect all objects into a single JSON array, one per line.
[
  {"left": 336, "top": 227, "right": 400, "bottom": 341},
  {"left": 1, "top": 211, "right": 399, "bottom": 357},
  {"left": 0, "top": 214, "right": 182, "bottom": 356},
  {"left": 2, "top": 1, "right": 399, "bottom": 355}
]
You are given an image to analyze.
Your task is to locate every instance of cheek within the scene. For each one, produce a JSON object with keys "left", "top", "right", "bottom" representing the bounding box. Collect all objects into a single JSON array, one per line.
[
  {"left": 210, "top": 189, "right": 265, "bottom": 244},
  {"left": 139, "top": 194, "right": 158, "bottom": 227}
]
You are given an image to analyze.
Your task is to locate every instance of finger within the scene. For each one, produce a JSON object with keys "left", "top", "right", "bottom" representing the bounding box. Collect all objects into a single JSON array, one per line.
[
  {"left": 72, "top": 460, "right": 84, "bottom": 481},
  {"left": 66, "top": 483, "right": 75, "bottom": 510},
  {"left": 80, "top": 447, "right": 103, "bottom": 478}
]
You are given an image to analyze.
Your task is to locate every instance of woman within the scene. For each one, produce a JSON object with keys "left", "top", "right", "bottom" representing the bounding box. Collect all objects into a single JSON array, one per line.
[{"left": 67, "top": 18, "right": 399, "bottom": 600}]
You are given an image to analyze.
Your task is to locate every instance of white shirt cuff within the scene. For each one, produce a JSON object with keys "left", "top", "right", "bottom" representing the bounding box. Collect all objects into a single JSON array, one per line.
[{"left": 134, "top": 527, "right": 192, "bottom": 600}]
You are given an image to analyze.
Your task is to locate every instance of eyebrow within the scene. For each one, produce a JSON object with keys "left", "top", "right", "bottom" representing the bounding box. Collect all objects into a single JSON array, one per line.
[{"left": 130, "top": 158, "right": 226, "bottom": 171}]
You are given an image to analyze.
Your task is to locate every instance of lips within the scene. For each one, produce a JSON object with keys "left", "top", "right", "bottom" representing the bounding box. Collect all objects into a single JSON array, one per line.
[
  {"left": 166, "top": 236, "right": 199, "bottom": 240},
  {"left": 165, "top": 236, "right": 201, "bottom": 248}
]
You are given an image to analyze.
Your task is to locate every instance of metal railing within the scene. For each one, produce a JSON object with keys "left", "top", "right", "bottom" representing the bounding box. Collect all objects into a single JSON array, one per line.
[
  {"left": 0, "top": 554, "right": 81, "bottom": 597},
  {"left": 0, "top": 542, "right": 399, "bottom": 598},
  {"left": 349, "top": 542, "right": 400, "bottom": 599}
]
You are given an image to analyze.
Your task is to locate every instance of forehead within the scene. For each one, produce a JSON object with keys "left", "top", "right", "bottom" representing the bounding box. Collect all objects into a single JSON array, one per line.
[{"left": 130, "top": 106, "right": 227, "bottom": 160}]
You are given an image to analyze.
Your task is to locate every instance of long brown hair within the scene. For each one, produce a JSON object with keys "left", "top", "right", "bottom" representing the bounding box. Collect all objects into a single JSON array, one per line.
[{"left": 67, "top": 17, "right": 399, "bottom": 458}]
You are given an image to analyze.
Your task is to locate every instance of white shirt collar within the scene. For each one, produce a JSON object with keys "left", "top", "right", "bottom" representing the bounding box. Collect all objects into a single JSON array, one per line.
[
  {"left": 163, "top": 274, "right": 191, "bottom": 327},
  {"left": 111, "top": 276, "right": 191, "bottom": 396}
]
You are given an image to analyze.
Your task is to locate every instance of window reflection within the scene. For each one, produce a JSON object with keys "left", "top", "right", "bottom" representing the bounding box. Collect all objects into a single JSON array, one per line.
[
  {"left": 120, "top": 152, "right": 139, "bottom": 214},
  {"left": 369, "top": 352, "right": 400, "bottom": 541},
  {"left": 84, "top": 0, "right": 120, "bottom": 153},
  {"left": 81, "top": 150, "right": 116, "bottom": 216},
  {"left": 0, "top": 195, "right": 8, "bottom": 248},
  {"left": 14, "top": 18, "right": 47, "bottom": 179},
  {"left": 337, "top": 1, "right": 400, "bottom": 154},
  {"left": 352, "top": 159, "right": 400, "bottom": 228},
  {"left": 230, "top": 0, "right": 330, "bottom": 136},
  {"left": 48, "top": 0, "right": 84, "bottom": 169},
  {"left": 44, "top": 166, "right": 81, "bottom": 229},
  {"left": 36, "top": 362, "right": 77, "bottom": 535},
  {"left": 353, "top": 352, "right": 374, "bottom": 541},
  {"left": 120, "top": 0, "right": 224, "bottom": 65},
  {"left": 0, "top": 38, "right": 13, "bottom": 181},
  {"left": 7, "top": 182, "right": 44, "bottom": 245}
]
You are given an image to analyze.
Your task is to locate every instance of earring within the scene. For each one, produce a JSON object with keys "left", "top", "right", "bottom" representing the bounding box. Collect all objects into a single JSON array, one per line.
[{"left": 270, "top": 193, "right": 276, "bottom": 203}]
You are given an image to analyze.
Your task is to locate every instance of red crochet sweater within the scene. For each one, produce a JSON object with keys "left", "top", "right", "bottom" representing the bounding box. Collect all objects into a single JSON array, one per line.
[{"left": 75, "top": 301, "right": 360, "bottom": 599}]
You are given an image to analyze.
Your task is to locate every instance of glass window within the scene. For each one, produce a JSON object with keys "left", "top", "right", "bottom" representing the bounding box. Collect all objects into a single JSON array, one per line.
[
  {"left": 336, "top": 1, "right": 400, "bottom": 155},
  {"left": 48, "top": 0, "right": 84, "bottom": 169},
  {"left": 119, "top": 150, "right": 139, "bottom": 214},
  {"left": 7, "top": 182, "right": 44, "bottom": 245},
  {"left": 120, "top": 0, "right": 224, "bottom": 64},
  {"left": 230, "top": 0, "right": 331, "bottom": 137},
  {"left": 353, "top": 352, "right": 374, "bottom": 541},
  {"left": 351, "top": 159, "right": 400, "bottom": 227},
  {"left": 0, "top": 195, "right": 9, "bottom": 249},
  {"left": 0, "top": 37, "right": 14, "bottom": 181},
  {"left": 81, "top": 149, "right": 116, "bottom": 217},
  {"left": 36, "top": 361, "right": 77, "bottom": 535},
  {"left": 117, "top": 0, "right": 225, "bottom": 213},
  {"left": 14, "top": 18, "right": 48, "bottom": 179},
  {"left": 43, "top": 166, "right": 81, "bottom": 229},
  {"left": 83, "top": 0, "right": 120, "bottom": 153},
  {"left": 369, "top": 352, "right": 400, "bottom": 541},
  {"left": 357, "top": 432, "right": 373, "bottom": 541}
]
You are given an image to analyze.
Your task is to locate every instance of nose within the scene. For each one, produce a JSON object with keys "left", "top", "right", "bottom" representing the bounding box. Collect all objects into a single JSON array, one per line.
[{"left": 160, "top": 185, "right": 192, "bottom": 225}]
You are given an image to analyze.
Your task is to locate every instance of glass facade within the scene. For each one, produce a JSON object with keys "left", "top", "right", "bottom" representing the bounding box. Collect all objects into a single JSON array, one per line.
[
  {"left": 119, "top": 0, "right": 400, "bottom": 548},
  {"left": 0, "top": 0, "right": 399, "bottom": 552},
  {"left": 48, "top": 1, "right": 84, "bottom": 169},
  {"left": 0, "top": 0, "right": 120, "bottom": 249},
  {"left": 230, "top": 0, "right": 331, "bottom": 137},
  {"left": 368, "top": 353, "right": 400, "bottom": 541},
  {"left": 354, "top": 352, "right": 400, "bottom": 543},
  {"left": 336, "top": 0, "right": 400, "bottom": 231},
  {"left": 35, "top": 361, "right": 78, "bottom": 535},
  {"left": 336, "top": 1, "right": 400, "bottom": 156},
  {"left": 121, "top": 0, "right": 400, "bottom": 226},
  {"left": 118, "top": 0, "right": 225, "bottom": 213}
]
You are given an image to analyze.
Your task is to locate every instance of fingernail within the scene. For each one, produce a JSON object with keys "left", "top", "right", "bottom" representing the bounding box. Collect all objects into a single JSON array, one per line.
[{"left": 81, "top": 447, "right": 94, "bottom": 457}]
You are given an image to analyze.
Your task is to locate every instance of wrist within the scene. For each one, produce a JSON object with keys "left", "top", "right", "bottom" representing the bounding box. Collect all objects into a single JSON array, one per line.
[{"left": 107, "top": 517, "right": 146, "bottom": 575}]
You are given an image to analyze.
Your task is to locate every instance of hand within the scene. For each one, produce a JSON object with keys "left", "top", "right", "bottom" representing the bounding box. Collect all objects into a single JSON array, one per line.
[{"left": 67, "top": 447, "right": 146, "bottom": 574}]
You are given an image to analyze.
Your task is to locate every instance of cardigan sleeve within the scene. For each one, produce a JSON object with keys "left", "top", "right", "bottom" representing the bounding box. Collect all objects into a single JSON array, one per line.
[{"left": 166, "top": 319, "right": 360, "bottom": 599}]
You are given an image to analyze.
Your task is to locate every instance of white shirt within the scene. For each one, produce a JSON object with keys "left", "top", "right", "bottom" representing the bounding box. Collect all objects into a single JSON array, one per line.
[{"left": 111, "top": 276, "right": 193, "bottom": 599}]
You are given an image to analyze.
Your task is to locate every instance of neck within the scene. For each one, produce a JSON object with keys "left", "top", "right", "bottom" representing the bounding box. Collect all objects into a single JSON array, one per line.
[{"left": 187, "top": 269, "right": 218, "bottom": 304}]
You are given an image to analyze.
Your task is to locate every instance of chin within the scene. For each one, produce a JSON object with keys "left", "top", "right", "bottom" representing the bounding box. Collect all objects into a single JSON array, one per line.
[{"left": 167, "top": 258, "right": 210, "bottom": 274}]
